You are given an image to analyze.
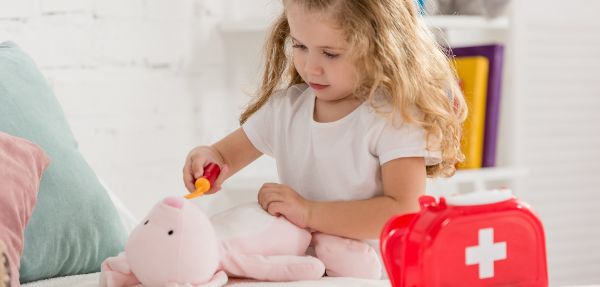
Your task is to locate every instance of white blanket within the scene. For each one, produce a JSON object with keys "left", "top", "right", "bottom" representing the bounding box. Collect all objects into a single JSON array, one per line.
[
  {"left": 22, "top": 273, "right": 99, "bottom": 287},
  {"left": 22, "top": 273, "right": 391, "bottom": 287},
  {"left": 227, "top": 277, "right": 390, "bottom": 286}
]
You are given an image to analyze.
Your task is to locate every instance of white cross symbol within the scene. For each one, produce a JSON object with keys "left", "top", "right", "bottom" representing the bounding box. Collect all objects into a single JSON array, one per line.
[{"left": 465, "top": 228, "right": 507, "bottom": 279}]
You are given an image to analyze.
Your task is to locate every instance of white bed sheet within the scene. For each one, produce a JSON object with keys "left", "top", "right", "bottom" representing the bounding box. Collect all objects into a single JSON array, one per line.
[
  {"left": 21, "top": 273, "right": 99, "bottom": 287},
  {"left": 21, "top": 272, "right": 391, "bottom": 287}
]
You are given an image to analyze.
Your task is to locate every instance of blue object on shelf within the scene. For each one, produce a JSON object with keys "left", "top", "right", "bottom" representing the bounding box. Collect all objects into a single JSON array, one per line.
[{"left": 416, "top": 0, "right": 425, "bottom": 15}]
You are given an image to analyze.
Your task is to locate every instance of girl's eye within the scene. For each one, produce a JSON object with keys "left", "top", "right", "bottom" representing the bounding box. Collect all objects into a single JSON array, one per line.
[
  {"left": 292, "top": 44, "right": 307, "bottom": 50},
  {"left": 323, "top": 51, "right": 339, "bottom": 59},
  {"left": 292, "top": 43, "right": 339, "bottom": 59}
]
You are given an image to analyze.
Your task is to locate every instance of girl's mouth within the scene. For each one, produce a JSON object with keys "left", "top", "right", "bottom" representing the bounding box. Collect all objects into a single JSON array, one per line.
[{"left": 309, "top": 83, "right": 330, "bottom": 90}]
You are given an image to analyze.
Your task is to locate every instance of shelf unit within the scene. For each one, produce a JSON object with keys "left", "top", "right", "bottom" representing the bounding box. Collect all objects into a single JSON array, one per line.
[
  {"left": 421, "top": 15, "right": 509, "bottom": 30},
  {"left": 427, "top": 167, "right": 528, "bottom": 198},
  {"left": 219, "top": 15, "right": 510, "bottom": 33},
  {"left": 424, "top": 14, "right": 524, "bottom": 196},
  {"left": 219, "top": 14, "right": 524, "bottom": 196}
]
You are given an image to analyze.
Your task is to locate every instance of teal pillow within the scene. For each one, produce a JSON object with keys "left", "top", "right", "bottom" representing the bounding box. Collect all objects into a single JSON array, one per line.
[{"left": 0, "top": 41, "right": 127, "bottom": 282}]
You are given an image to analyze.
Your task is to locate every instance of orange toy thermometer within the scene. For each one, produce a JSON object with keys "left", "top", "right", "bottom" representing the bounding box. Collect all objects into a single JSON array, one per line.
[{"left": 184, "top": 162, "right": 221, "bottom": 199}]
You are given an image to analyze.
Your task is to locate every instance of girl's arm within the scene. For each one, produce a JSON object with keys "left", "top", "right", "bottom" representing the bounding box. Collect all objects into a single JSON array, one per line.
[
  {"left": 185, "top": 128, "right": 262, "bottom": 193},
  {"left": 307, "top": 157, "right": 426, "bottom": 240},
  {"left": 211, "top": 128, "right": 263, "bottom": 181}
]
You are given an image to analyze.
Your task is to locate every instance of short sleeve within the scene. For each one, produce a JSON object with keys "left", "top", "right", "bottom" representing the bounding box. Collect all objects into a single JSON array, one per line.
[
  {"left": 242, "top": 92, "right": 282, "bottom": 157},
  {"left": 376, "top": 121, "right": 442, "bottom": 166}
]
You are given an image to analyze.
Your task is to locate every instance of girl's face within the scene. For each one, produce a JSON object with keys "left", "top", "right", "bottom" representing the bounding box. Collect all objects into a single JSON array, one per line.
[{"left": 286, "top": 2, "right": 359, "bottom": 103}]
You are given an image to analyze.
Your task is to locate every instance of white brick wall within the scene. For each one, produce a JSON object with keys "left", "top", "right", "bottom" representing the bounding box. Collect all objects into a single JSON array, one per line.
[
  {"left": 0, "top": 0, "right": 282, "bottom": 218},
  {"left": 0, "top": 0, "right": 34, "bottom": 19}
]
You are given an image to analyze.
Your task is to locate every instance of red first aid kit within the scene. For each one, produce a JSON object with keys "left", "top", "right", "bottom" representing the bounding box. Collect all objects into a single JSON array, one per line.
[{"left": 380, "top": 189, "right": 548, "bottom": 287}]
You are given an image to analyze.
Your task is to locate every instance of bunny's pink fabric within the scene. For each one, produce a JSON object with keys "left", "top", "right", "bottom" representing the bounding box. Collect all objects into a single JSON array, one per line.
[{"left": 100, "top": 197, "right": 381, "bottom": 287}]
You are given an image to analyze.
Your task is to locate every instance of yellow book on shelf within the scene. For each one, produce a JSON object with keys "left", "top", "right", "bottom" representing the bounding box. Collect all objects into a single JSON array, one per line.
[{"left": 453, "top": 56, "right": 489, "bottom": 169}]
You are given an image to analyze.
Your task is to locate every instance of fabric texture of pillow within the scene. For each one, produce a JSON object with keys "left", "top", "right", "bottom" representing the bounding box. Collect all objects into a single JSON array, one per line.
[
  {"left": 101, "top": 179, "right": 138, "bottom": 235},
  {"left": 0, "top": 41, "right": 127, "bottom": 283},
  {"left": 0, "top": 132, "right": 49, "bottom": 287}
]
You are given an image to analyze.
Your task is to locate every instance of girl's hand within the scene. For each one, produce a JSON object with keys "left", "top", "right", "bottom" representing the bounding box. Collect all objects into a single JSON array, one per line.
[
  {"left": 258, "top": 183, "right": 312, "bottom": 228},
  {"left": 183, "top": 146, "right": 229, "bottom": 194}
]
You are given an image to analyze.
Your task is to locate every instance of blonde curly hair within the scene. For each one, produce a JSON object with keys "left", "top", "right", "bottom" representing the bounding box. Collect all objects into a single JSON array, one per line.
[{"left": 240, "top": 0, "right": 467, "bottom": 177}]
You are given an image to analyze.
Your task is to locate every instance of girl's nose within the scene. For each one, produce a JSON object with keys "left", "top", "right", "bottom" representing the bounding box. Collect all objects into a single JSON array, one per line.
[{"left": 304, "top": 54, "right": 323, "bottom": 76}]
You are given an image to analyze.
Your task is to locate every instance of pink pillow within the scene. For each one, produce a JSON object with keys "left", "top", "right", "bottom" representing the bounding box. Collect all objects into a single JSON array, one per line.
[{"left": 0, "top": 131, "right": 49, "bottom": 287}]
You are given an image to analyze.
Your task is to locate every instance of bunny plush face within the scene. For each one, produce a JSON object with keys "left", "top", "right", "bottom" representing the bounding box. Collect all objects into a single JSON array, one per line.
[{"left": 125, "top": 197, "right": 221, "bottom": 286}]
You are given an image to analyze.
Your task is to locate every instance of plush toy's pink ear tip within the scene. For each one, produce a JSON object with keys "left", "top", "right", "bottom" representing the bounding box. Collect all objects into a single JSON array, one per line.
[{"left": 163, "top": 196, "right": 185, "bottom": 209}]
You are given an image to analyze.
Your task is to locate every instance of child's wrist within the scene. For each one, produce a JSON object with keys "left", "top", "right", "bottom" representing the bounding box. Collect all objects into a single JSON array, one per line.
[{"left": 305, "top": 200, "right": 316, "bottom": 229}]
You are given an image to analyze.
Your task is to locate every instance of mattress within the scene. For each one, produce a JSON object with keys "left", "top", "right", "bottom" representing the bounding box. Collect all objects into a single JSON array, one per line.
[{"left": 21, "top": 273, "right": 391, "bottom": 287}]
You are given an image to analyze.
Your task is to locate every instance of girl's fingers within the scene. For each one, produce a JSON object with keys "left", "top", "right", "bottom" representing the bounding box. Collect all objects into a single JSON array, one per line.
[
  {"left": 258, "top": 188, "right": 284, "bottom": 211},
  {"left": 183, "top": 173, "right": 195, "bottom": 193},
  {"left": 214, "top": 164, "right": 229, "bottom": 188},
  {"left": 192, "top": 158, "right": 206, "bottom": 179},
  {"left": 183, "top": 159, "right": 195, "bottom": 193},
  {"left": 266, "top": 201, "right": 284, "bottom": 216},
  {"left": 204, "top": 164, "right": 228, "bottom": 195},
  {"left": 257, "top": 188, "right": 270, "bottom": 210}
]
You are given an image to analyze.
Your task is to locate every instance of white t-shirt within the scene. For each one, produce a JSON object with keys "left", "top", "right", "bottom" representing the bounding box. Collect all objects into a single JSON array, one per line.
[{"left": 242, "top": 84, "right": 441, "bottom": 202}]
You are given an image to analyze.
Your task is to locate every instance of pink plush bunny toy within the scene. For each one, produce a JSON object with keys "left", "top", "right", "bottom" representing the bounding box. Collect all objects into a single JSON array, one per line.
[{"left": 100, "top": 196, "right": 381, "bottom": 287}]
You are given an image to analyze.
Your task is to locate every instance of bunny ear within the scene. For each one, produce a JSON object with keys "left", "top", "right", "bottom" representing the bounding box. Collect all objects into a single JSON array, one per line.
[{"left": 163, "top": 196, "right": 185, "bottom": 209}]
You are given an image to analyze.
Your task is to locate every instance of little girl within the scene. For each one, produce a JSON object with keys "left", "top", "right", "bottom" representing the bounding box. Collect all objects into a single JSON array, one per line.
[{"left": 184, "top": 0, "right": 465, "bottom": 266}]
